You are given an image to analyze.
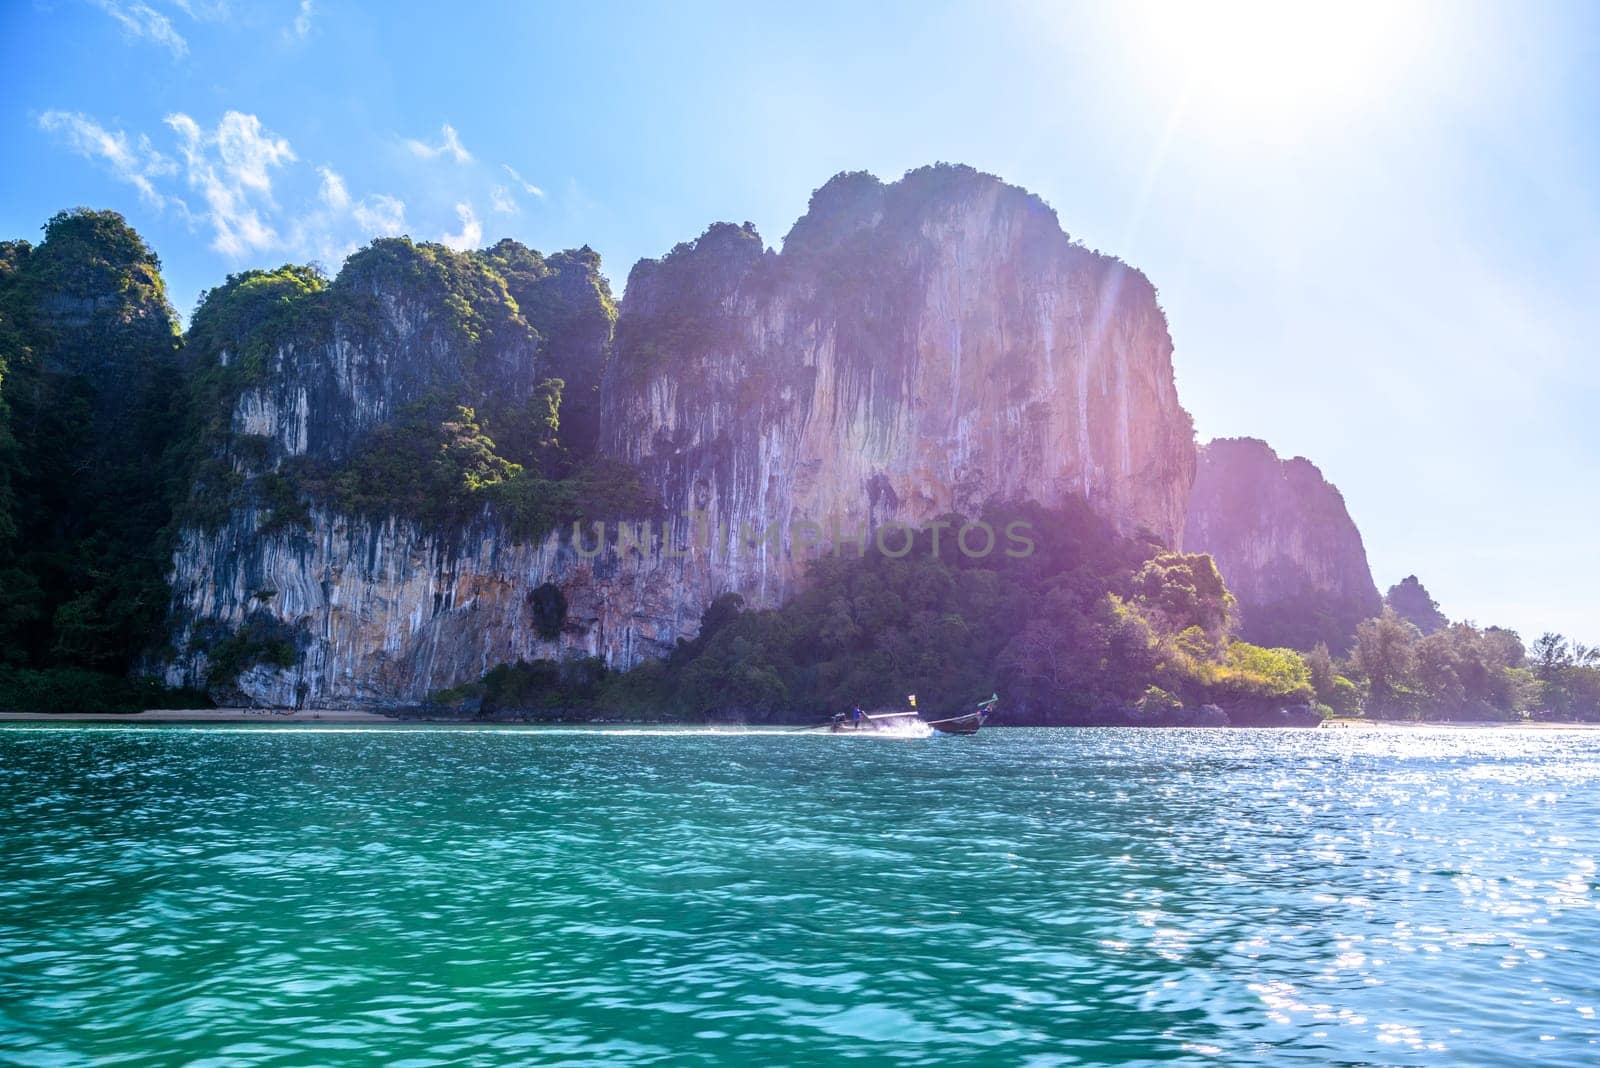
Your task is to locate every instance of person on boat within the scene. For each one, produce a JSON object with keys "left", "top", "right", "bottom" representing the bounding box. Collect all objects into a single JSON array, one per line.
[{"left": 851, "top": 706, "right": 866, "bottom": 728}]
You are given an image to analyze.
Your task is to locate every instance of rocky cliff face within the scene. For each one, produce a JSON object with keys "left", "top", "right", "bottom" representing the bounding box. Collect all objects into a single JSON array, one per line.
[
  {"left": 159, "top": 240, "right": 690, "bottom": 706},
  {"left": 161, "top": 165, "right": 1199, "bottom": 707},
  {"left": 1183, "top": 437, "right": 1380, "bottom": 652},
  {"left": 162, "top": 503, "right": 709, "bottom": 708},
  {"left": 607, "top": 166, "right": 1196, "bottom": 604}
]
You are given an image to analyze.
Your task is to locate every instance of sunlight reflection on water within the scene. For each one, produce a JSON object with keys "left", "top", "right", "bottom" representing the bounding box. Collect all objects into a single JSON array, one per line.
[{"left": 1, "top": 725, "right": 1597, "bottom": 1066}]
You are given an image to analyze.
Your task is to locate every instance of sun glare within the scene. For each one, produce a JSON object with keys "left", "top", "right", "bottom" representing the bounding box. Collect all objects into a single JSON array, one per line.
[{"left": 1121, "top": 0, "right": 1430, "bottom": 133}]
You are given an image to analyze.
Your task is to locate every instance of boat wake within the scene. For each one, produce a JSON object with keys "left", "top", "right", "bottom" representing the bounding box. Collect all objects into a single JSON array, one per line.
[{"left": 830, "top": 722, "right": 934, "bottom": 739}]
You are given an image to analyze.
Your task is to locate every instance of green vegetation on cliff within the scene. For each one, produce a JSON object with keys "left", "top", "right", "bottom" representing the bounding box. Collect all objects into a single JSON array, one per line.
[
  {"left": 0, "top": 210, "right": 643, "bottom": 710},
  {"left": 179, "top": 236, "right": 636, "bottom": 542},
  {"left": 0, "top": 210, "right": 206, "bottom": 710}
]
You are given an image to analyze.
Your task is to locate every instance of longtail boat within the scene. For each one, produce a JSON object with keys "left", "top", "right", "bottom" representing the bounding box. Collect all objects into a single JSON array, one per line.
[
  {"left": 816, "top": 694, "right": 998, "bottom": 735},
  {"left": 922, "top": 694, "right": 999, "bottom": 735}
]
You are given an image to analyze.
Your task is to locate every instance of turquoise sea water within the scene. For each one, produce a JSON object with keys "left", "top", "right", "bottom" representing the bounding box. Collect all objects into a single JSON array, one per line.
[{"left": 1, "top": 725, "right": 1598, "bottom": 1066}]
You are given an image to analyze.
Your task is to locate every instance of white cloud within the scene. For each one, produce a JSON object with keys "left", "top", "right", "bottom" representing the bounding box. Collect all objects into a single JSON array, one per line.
[
  {"left": 292, "top": 0, "right": 314, "bottom": 39},
  {"left": 38, "top": 105, "right": 433, "bottom": 268},
  {"left": 501, "top": 163, "right": 545, "bottom": 198},
  {"left": 317, "top": 165, "right": 350, "bottom": 211},
  {"left": 215, "top": 112, "right": 295, "bottom": 193},
  {"left": 92, "top": 0, "right": 189, "bottom": 58},
  {"left": 441, "top": 202, "right": 482, "bottom": 250},
  {"left": 405, "top": 123, "right": 472, "bottom": 164},
  {"left": 165, "top": 110, "right": 297, "bottom": 255},
  {"left": 37, "top": 109, "right": 184, "bottom": 211},
  {"left": 489, "top": 184, "right": 517, "bottom": 214},
  {"left": 353, "top": 193, "right": 406, "bottom": 237},
  {"left": 317, "top": 166, "right": 405, "bottom": 236}
]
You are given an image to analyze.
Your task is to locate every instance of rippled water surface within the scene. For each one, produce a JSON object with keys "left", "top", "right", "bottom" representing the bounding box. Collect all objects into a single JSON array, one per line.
[{"left": 3, "top": 725, "right": 1599, "bottom": 1066}]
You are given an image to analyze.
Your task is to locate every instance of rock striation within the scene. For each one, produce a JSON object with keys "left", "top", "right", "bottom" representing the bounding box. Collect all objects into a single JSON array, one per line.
[{"left": 1183, "top": 437, "right": 1380, "bottom": 652}]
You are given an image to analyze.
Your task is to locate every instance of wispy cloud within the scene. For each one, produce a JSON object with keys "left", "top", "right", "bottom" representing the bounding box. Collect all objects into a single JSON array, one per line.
[
  {"left": 91, "top": 0, "right": 189, "bottom": 58},
  {"left": 441, "top": 202, "right": 482, "bottom": 250},
  {"left": 405, "top": 123, "right": 472, "bottom": 164},
  {"left": 501, "top": 163, "right": 545, "bottom": 198},
  {"left": 37, "top": 109, "right": 185, "bottom": 212},
  {"left": 489, "top": 184, "right": 517, "bottom": 214},
  {"left": 299, "top": 166, "right": 406, "bottom": 262},
  {"left": 169, "top": 0, "right": 231, "bottom": 18},
  {"left": 166, "top": 110, "right": 295, "bottom": 255},
  {"left": 288, "top": 0, "right": 313, "bottom": 41},
  {"left": 37, "top": 104, "right": 497, "bottom": 266}
]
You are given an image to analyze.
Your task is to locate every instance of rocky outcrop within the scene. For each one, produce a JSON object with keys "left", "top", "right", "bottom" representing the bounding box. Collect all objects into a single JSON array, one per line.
[
  {"left": 161, "top": 165, "right": 1199, "bottom": 707},
  {"left": 1183, "top": 437, "right": 1380, "bottom": 652}
]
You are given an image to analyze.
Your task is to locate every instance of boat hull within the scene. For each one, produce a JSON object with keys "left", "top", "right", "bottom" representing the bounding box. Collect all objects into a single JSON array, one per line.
[{"left": 928, "top": 711, "right": 989, "bottom": 735}]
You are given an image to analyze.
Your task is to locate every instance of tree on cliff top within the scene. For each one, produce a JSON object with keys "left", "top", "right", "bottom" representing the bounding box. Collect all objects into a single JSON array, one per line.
[{"left": 1386, "top": 575, "right": 1448, "bottom": 635}]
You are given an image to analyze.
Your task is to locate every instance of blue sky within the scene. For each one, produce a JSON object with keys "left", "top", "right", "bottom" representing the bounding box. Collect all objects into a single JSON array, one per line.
[{"left": 3, "top": 0, "right": 1597, "bottom": 645}]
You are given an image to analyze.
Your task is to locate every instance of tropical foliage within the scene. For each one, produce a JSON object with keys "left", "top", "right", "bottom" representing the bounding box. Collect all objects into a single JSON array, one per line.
[{"left": 0, "top": 210, "right": 206, "bottom": 710}]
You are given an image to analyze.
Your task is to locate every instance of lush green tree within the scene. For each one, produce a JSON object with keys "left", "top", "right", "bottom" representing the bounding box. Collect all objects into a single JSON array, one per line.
[
  {"left": 1305, "top": 642, "right": 1336, "bottom": 700},
  {"left": 1214, "top": 641, "right": 1313, "bottom": 701},
  {"left": 1131, "top": 551, "right": 1235, "bottom": 637},
  {"left": 1353, "top": 608, "right": 1420, "bottom": 715},
  {"left": 1531, "top": 632, "right": 1575, "bottom": 682},
  {"left": 1337, "top": 615, "right": 1540, "bottom": 721},
  {"left": 1527, "top": 633, "right": 1600, "bottom": 721}
]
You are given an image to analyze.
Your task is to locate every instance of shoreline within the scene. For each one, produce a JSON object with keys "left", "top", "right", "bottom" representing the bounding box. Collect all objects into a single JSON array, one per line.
[
  {"left": 1319, "top": 716, "right": 1600, "bottom": 730},
  {"left": 1, "top": 709, "right": 1598, "bottom": 729},
  {"left": 0, "top": 708, "right": 400, "bottom": 724}
]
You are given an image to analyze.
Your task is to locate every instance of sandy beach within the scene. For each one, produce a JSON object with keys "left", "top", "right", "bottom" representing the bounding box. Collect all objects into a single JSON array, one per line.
[
  {"left": 0, "top": 708, "right": 400, "bottom": 724},
  {"left": 1320, "top": 717, "right": 1600, "bottom": 730}
]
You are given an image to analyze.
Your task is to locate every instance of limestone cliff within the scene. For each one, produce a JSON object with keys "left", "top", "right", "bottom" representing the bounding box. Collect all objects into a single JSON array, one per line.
[
  {"left": 159, "top": 240, "right": 701, "bottom": 705},
  {"left": 607, "top": 165, "right": 1196, "bottom": 603},
  {"left": 1183, "top": 437, "right": 1380, "bottom": 652},
  {"left": 163, "top": 503, "right": 704, "bottom": 708},
  {"left": 161, "top": 165, "right": 1198, "bottom": 707}
]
